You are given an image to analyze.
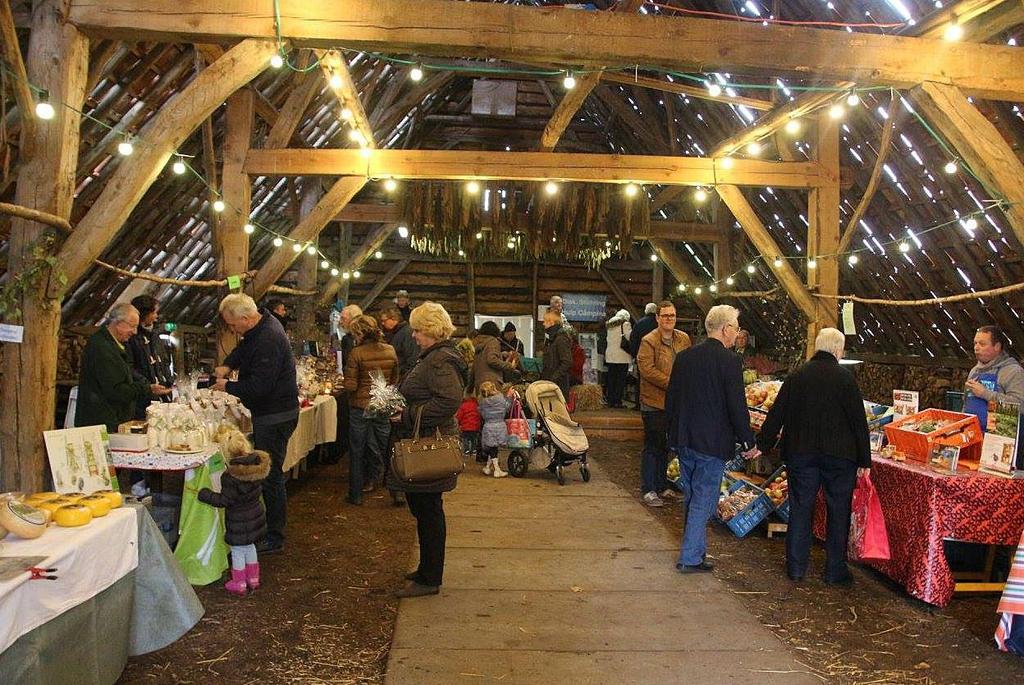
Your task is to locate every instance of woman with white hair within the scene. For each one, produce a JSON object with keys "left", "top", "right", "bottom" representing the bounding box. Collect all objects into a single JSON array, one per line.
[{"left": 757, "top": 327, "right": 871, "bottom": 586}]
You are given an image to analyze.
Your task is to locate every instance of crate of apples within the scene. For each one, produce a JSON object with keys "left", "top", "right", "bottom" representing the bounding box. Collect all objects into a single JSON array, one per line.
[{"left": 763, "top": 466, "right": 790, "bottom": 521}]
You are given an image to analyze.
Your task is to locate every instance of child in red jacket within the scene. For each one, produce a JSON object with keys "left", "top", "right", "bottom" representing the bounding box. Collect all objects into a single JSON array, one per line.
[{"left": 456, "top": 394, "right": 482, "bottom": 461}]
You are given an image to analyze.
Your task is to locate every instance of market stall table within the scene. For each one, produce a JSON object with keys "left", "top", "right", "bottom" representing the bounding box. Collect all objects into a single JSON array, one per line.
[
  {"left": 814, "top": 456, "right": 1024, "bottom": 607},
  {"left": 283, "top": 394, "right": 338, "bottom": 474},
  {"left": 0, "top": 504, "right": 203, "bottom": 683}
]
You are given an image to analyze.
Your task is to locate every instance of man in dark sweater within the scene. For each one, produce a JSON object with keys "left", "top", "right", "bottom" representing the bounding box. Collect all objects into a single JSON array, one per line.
[
  {"left": 380, "top": 305, "right": 420, "bottom": 381},
  {"left": 666, "top": 304, "right": 758, "bottom": 574},
  {"left": 629, "top": 303, "right": 658, "bottom": 357},
  {"left": 541, "top": 309, "right": 574, "bottom": 398},
  {"left": 214, "top": 293, "right": 299, "bottom": 554},
  {"left": 758, "top": 327, "right": 871, "bottom": 586}
]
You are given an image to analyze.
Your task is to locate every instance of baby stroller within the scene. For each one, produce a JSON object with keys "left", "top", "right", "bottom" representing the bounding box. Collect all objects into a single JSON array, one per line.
[{"left": 507, "top": 380, "right": 590, "bottom": 485}]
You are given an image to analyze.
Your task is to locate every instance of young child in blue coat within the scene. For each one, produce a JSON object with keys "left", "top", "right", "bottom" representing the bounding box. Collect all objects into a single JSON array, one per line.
[{"left": 477, "top": 381, "right": 508, "bottom": 478}]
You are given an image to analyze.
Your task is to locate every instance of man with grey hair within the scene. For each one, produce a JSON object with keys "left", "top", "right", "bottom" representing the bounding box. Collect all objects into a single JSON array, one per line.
[
  {"left": 76, "top": 303, "right": 171, "bottom": 431},
  {"left": 214, "top": 292, "right": 298, "bottom": 554},
  {"left": 629, "top": 302, "right": 659, "bottom": 358},
  {"left": 666, "top": 304, "right": 758, "bottom": 573},
  {"left": 758, "top": 327, "right": 871, "bottom": 586}
]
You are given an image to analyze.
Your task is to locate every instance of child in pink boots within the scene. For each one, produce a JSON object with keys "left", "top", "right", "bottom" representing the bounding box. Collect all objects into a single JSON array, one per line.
[{"left": 198, "top": 439, "right": 271, "bottom": 596}]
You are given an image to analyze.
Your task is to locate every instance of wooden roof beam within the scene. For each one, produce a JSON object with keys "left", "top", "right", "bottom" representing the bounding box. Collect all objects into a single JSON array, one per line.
[
  {"left": 264, "top": 53, "right": 322, "bottom": 149},
  {"left": 0, "top": 0, "right": 36, "bottom": 154},
  {"left": 244, "top": 149, "right": 829, "bottom": 189},
  {"left": 318, "top": 49, "right": 376, "bottom": 149},
  {"left": 69, "top": 0, "right": 1024, "bottom": 100},
  {"left": 649, "top": 239, "right": 713, "bottom": 313},
  {"left": 360, "top": 256, "right": 413, "bottom": 311},
  {"left": 598, "top": 266, "right": 640, "bottom": 321},
  {"left": 319, "top": 222, "right": 398, "bottom": 305},
  {"left": 195, "top": 44, "right": 280, "bottom": 126},
  {"left": 601, "top": 72, "right": 772, "bottom": 112}
]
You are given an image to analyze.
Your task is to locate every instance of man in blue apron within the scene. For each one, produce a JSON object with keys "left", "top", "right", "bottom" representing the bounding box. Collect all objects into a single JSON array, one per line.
[{"left": 965, "top": 326, "right": 1024, "bottom": 431}]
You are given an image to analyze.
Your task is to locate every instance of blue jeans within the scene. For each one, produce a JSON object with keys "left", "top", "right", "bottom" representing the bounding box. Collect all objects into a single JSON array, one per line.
[
  {"left": 641, "top": 410, "right": 668, "bottom": 495},
  {"left": 348, "top": 407, "right": 392, "bottom": 500},
  {"left": 676, "top": 447, "right": 726, "bottom": 567},
  {"left": 253, "top": 417, "right": 298, "bottom": 547}
]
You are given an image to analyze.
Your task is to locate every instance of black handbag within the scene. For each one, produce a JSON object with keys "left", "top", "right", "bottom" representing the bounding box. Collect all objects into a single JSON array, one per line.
[
  {"left": 619, "top": 323, "right": 632, "bottom": 353},
  {"left": 391, "top": 406, "right": 464, "bottom": 483}
]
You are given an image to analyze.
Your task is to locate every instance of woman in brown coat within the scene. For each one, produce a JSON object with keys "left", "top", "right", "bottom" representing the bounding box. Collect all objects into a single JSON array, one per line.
[
  {"left": 343, "top": 315, "right": 399, "bottom": 505},
  {"left": 387, "top": 303, "right": 469, "bottom": 598},
  {"left": 472, "top": 320, "right": 515, "bottom": 393}
]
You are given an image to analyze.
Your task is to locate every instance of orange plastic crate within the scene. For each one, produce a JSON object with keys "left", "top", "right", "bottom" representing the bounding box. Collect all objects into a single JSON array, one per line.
[{"left": 883, "top": 409, "right": 983, "bottom": 465}]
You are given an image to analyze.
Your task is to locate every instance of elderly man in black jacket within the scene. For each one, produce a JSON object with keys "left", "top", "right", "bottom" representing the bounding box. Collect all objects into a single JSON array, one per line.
[
  {"left": 541, "top": 309, "right": 573, "bottom": 398},
  {"left": 758, "top": 327, "right": 871, "bottom": 586},
  {"left": 214, "top": 293, "right": 299, "bottom": 555},
  {"left": 666, "top": 304, "right": 759, "bottom": 573}
]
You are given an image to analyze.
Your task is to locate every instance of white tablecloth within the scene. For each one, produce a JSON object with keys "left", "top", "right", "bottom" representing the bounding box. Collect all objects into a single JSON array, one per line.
[
  {"left": 110, "top": 445, "right": 219, "bottom": 471},
  {"left": 0, "top": 507, "right": 139, "bottom": 654},
  {"left": 283, "top": 395, "right": 338, "bottom": 471}
]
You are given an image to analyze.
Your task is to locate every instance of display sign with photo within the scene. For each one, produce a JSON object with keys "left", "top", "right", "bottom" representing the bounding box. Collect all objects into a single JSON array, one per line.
[
  {"left": 43, "top": 425, "right": 116, "bottom": 493},
  {"left": 892, "top": 390, "right": 920, "bottom": 418},
  {"left": 980, "top": 403, "right": 1022, "bottom": 477}
]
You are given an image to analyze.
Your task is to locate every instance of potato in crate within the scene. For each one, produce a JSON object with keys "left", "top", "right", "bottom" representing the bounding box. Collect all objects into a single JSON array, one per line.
[{"left": 716, "top": 480, "right": 773, "bottom": 538}]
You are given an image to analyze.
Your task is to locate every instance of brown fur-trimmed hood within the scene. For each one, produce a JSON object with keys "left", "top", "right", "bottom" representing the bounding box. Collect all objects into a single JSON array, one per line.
[{"left": 225, "top": 450, "right": 271, "bottom": 482}]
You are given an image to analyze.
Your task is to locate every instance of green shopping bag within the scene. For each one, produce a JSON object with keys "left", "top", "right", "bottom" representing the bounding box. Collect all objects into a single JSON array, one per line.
[{"left": 174, "top": 452, "right": 229, "bottom": 585}]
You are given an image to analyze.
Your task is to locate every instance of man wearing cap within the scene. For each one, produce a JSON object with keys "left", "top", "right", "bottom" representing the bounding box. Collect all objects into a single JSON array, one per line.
[{"left": 394, "top": 290, "right": 412, "bottom": 323}]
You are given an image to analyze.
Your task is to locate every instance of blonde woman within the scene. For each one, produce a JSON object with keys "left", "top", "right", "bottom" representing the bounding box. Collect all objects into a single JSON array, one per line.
[{"left": 387, "top": 302, "right": 469, "bottom": 598}]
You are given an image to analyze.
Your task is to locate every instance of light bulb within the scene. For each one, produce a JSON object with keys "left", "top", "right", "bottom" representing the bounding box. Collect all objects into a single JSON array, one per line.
[
  {"left": 694, "top": 287, "right": 703, "bottom": 295},
  {"left": 329, "top": 73, "right": 343, "bottom": 89},
  {"left": 341, "top": 107, "right": 353, "bottom": 121},
  {"left": 320, "top": 259, "right": 330, "bottom": 269},
  {"left": 348, "top": 129, "right": 365, "bottom": 144},
  {"left": 746, "top": 264, "right": 756, "bottom": 274},
  {"left": 624, "top": 183, "right": 639, "bottom": 197},
  {"left": 965, "top": 217, "right": 979, "bottom": 230},
  {"left": 944, "top": 160, "right": 958, "bottom": 174},
  {"left": 720, "top": 156, "right": 734, "bottom": 169},
  {"left": 384, "top": 178, "right": 397, "bottom": 192},
  {"left": 306, "top": 244, "right": 317, "bottom": 255},
  {"left": 243, "top": 223, "right": 255, "bottom": 234},
  {"left": 331, "top": 268, "right": 339, "bottom": 277},
  {"left": 410, "top": 65, "right": 423, "bottom": 82},
  {"left": 943, "top": 22, "right": 964, "bottom": 42},
  {"left": 784, "top": 119, "right": 800, "bottom": 135},
  {"left": 848, "top": 254, "right": 859, "bottom": 266},
  {"left": 507, "top": 239, "right": 516, "bottom": 249},
  {"left": 605, "top": 240, "right": 612, "bottom": 248},
  {"left": 829, "top": 104, "right": 845, "bottom": 119},
  {"left": 374, "top": 250, "right": 383, "bottom": 259},
  {"left": 118, "top": 140, "right": 134, "bottom": 156},
  {"left": 397, "top": 225, "right": 409, "bottom": 238},
  {"left": 726, "top": 276, "right": 735, "bottom": 286},
  {"left": 694, "top": 188, "right": 708, "bottom": 203},
  {"left": 746, "top": 141, "right": 761, "bottom": 156},
  {"left": 353, "top": 270, "right": 361, "bottom": 278},
  {"left": 213, "top": 199, "right": 225, "bottom": 212},
  {"left": 677, "top": 283, "right": 686, "bottom": 292},
  {"left": 273, "top": 237, "right": 284, "bottom": 247},
  {"left": 35, "top": 98, "right": 55, "bottom": 120},
  {"left": 270, "top": 53, "right": 284, "bottom": 69},
  {"left": 563, "top": 72, "right": 576, "bottom": 90},
  {"left": 360, "top": 147, "right": 372, "bottom": 159},
  {"left": 708, "top": 84, "right": 722, "bottom": 97},
  {"left": 466, "top": 180, "right": 480, "bottom": 195},
  {"left": 292, "top": 243, "right": 303, "bottom": 253},
  {"left": 846, "top": 92, "right": 860, "bottom": 107},
  {"left": 544, "top": 181, "right": 559, "bottom": 196},
  {"left": 342, "top": 271, "right": 351, "bottom": 280},
  {"left": 475, "top": 232, "right": 483, "bottom": 240},
  {"left": 808, "top": 258, "right": 817, "bottom": 269},
  {"left": 458, "top": 249, "right": 465, "bottom": 257},
  {"left": 172, "top": 159, "right": 186, "bottom": 175},
  {"left": 709, "top": 284, "right": 718, "bottom": 293},
  {"left": 898, "top": 241, "right": 911, "bottom": 253},
  {"left": 773, "top": 257, "right": 783, "bottom": 267},
  {"left": 650, "top": 254, "right": 658, "bottom": 262}
]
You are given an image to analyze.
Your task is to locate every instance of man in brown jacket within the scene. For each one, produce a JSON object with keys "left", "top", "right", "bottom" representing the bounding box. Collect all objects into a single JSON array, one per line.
[
  {"left": 540, "top": 309, "right": 573, "bottom": 398},
  {"left": 636, "top": 300, "right": 691, "bottom": 507}
]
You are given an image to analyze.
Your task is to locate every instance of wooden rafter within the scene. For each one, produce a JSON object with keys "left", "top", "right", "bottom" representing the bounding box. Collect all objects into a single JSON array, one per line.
[
  {"left": 264, "top": 55, "right": 322, "bottom": 149},
  {"left": 245, "top": 149, "right": 829, "bottom": 189},
  {"left": 649, "top": 239, "right": 713, "bottom": 313},
  {"left": 601, "top": 73, "right": 772, "bottom": 112},
  {"left": 360, "top": 257, "right": 413, "bottom": 311},
  {"left": 598, "top": 266, "right": 639, "bottom": 321},
  {"left": 0, "top": 0, "right": 36, "bottom": 153},
  {"left": 318, "top": 49, "right": 376, "bottom": 149},
  {"left": 68, "top": 0, "right": 1024, "bottom": 100},
  {"left": 319, "top": 222, "right": 399, "bottom": 305}
]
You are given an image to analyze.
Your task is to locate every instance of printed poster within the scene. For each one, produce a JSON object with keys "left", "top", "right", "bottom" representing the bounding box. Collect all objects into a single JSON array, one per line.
[{"left": 43, "top": 425, "right": 116, "bottom": 493}]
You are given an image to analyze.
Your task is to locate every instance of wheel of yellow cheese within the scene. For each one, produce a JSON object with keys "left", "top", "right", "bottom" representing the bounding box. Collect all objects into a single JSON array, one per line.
[
  {"left": 60, "top": 492, "right": 86, "bottom": 503},
  {"left": 92, "top": 490, "right": 123, "bottom": 509},
  {"left": 24, "top": 491, "right": 59, "bottom": 506},
  {"left": 52, "top": 504, "right": 92, "bottom": 527},
  {"left": 36, "top": 497, "right": 76, "bottom": 516},
  {"left": 0, "top": 499, "right": 48, "bottom": 539},
  {"left": 78, "top": 495, "right": 111, "bottom": 518}
]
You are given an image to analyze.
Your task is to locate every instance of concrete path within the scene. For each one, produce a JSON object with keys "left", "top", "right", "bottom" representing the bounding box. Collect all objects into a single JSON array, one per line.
[{"left": 385, "top": 459, "right": 819, "bottom": 684}]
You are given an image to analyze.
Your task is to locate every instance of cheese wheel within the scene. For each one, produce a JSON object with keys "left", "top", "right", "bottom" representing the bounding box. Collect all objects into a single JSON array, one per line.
[
  {"left": 78, "top": 495, "right": 111, "bottom": 517},
  {"left": 36, "top": 497, "right": 76, "bottom": 516},
  {"left": 92, "top": 490, "right": 123, "bottom": 509},
  {"left": 61, "top": 492, "right": 86, "bottom": 503},
  {"left": 53, "top": 504, "right": 92, "bottom": 527},
  {"left": 25, "top": 491, "right": 59, "bottom": 506},
  {"left": 0, "top": 500, "right": 48, "bottom": 539}
]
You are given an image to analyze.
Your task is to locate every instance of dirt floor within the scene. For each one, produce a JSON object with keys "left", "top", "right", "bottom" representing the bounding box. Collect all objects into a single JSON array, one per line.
[{"left": 120, "top": 440, "right": 1024, "bottom": 684}]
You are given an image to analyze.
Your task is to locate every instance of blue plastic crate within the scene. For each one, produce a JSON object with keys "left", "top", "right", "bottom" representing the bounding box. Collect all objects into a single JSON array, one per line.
[
  {"left": 717, "top": 480, "right": 773, "bottom": 538},
  {"left": 724, "top": 454, "right": 747, "bottom": 473},
  {"left": 763, "top": 465, "right": 790, "bottom": 522}
]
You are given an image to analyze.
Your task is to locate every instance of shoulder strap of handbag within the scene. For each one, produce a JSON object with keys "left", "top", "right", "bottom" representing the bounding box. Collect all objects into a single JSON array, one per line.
[{"left": 411, "top": 404, "right": 443, "bottom": 440}]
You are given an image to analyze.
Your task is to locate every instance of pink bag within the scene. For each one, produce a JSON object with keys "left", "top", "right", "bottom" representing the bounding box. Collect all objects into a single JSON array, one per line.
[
  {"left": 505, "top": 395, "right": 533, "bottom": 449},
  {"left": 848, "top": 471, "right": 891, "bottom": 562}
]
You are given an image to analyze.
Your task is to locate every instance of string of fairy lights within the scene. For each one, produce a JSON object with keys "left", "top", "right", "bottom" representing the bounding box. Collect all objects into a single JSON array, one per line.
[{"left": 4, "top": 9, "right": 1018, "bottom": 299}]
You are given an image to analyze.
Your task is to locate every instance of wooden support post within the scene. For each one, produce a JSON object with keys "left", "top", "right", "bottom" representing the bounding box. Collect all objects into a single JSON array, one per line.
[
  {"left": 652, "top": 260, "right": 663, "bottom": 304},
  {"left": 806, "top": 110, "right": 841, "bottom": 356},
  {"left": 910, "top": 81, "right": 1024, "bottom": 249},
  {"left": 1, "top": 0, "right": 87, "bottom": 492},
  {"left": 467, "top": 261, "right": 477, "bottom": 325},
  {"left": 360, "top": 257, "right": 412, "bottom": 311},
  {"left": 598, "top": 266, "right": 639, "bottom": 321},
  {"left": 318, "top": 222, "right": 397, "bottom": 305},
  {"left": 295, "top": 180, "right": 322, "bottom": 341},
  {"left": 337, "top": 223, "right": 352, "bottom": 305},
  {"left": 215, "top": 89, "right": 254, "bottom": 361},
  {"left": 714, "top": 202, "right": 734, "bottom": 284},
  {"left": 0, "top": 0, "right": 36, "bottom": 154},
  {"left": 531, "top": 261, "right": 540, "bottom": 324},
  {"left": 250, "top": 177, "right": 367, "bottom": 300},
  {"left": 716, "top": 185, "right": 817, "bottom": 323},
  {"left": 649, "top": 239, "right": 713, "bottom": 313}
]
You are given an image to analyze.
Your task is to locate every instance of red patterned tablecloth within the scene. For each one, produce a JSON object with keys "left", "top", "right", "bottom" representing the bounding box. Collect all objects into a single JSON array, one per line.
[{"left": 814, "top": 456, "right": 1024, "bottom": 607}]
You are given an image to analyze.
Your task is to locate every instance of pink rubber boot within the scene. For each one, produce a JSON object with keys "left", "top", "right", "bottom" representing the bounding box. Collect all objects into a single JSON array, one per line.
[
  {"left": 245, "top": 563, "right": 261, "bottom": 591},
  {"left": 224, "top": 568, "right": 248, "bottom": 596}
]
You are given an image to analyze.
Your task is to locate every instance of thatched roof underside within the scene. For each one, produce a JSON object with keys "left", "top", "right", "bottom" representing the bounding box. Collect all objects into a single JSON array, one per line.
[{"left": 2, "top": 0, "right": 1023, "bottom": 359}]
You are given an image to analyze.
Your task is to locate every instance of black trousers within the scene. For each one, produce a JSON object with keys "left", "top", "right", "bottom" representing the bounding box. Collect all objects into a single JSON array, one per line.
[
  {"left": 606, "top": 363, "right": 628, "bottom": 407},
  {"left": 786, "top": 454, "right": 858, "bottom": 581},
  {"left": 406, "top": 492, "right": 446, "bottom": 586},
  {"left": 252, "top": 417, "right": 298, "bottom": 547}
]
